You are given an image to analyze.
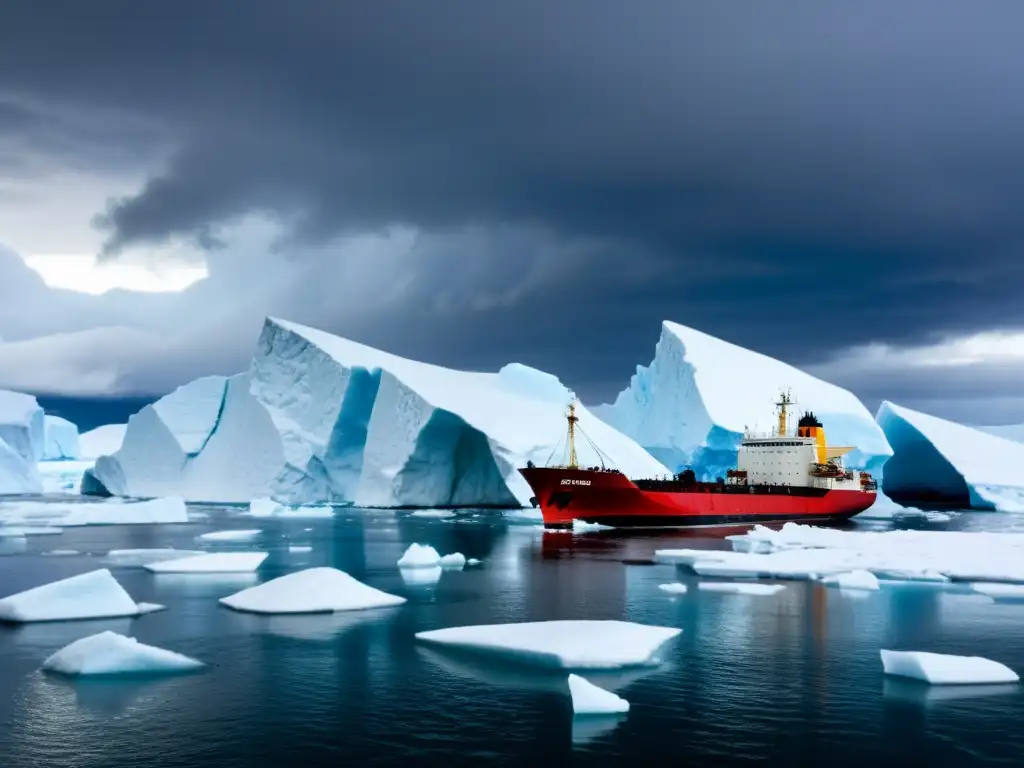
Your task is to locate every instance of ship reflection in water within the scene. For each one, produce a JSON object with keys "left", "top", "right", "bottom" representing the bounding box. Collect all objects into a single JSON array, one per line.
[{"left": 0, "top": 507, "right": 1022, "bottom": 766}]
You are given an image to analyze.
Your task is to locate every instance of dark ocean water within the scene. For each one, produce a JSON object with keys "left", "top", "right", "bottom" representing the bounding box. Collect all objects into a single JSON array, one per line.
[{"left": 1, "top": 505, "right": 1023, "bottom": 767}]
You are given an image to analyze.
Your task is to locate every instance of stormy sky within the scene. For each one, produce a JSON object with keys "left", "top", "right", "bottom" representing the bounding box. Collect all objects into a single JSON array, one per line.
[{"left": 2, "top": 1, "right": 1023, "bottom": 427}]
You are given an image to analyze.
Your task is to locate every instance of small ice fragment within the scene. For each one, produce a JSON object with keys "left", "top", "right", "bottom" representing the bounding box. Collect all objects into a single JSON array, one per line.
[
  {"left": 409, "top": 510, "right": 455, "bottom": 519},
  {"left": 42, "top": 631, "right": 205, "bottom": 676},
  {"left": 288, "top": 545, "right": 312, "bottom": 554},
  {"left": 144, "top": 552, "right": 267, "bottom": 573},
  {"left": 466, "top": 558, "right": 482, "bottom": 566},
  {"left": 440, "top": 552, "right": 466, "bottom": 569},
  {"left": 397, "top": 543, "right": 441, "bottom": 568},
  {"left": 568, "top": 674, "right": 630, "bottom": 714},
  {"left": 821, "top": 570, "right": 880, "bottom": 591},
  {"left": 219, "top": 567, "right": 406, "bottom": 614},
  {"left": 415, "top": 620, "right": 681, "bottom": 669},
  {"left": 197, "top": 529, "right": 262, "bottom": 542},
  {"left": 135, "top": 602, "right": 167, "bottom": 614},
  {"left": 698, "top": 582, "right": 786, "bottom": 596},
  {"left": 400, "top": 566, "right": 442, "bottom": 586},
  {"left": 573, "top": 519, "right": 613, "bottom": 533},
  {"left": 880, "top": 650, "right": 1019, "bottom": 685},
  {"left": 658, "top": 583, "right": 688, "bottom": 595},
  {"left": 44, "top": 549, "right": 80, "bottom": 556},
  {"left": 971, "top": 583, "right": 1024, "bottom": 599}
]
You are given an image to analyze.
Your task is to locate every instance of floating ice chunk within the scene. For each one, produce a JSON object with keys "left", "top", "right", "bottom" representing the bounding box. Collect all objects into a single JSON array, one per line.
[
  {"left": 440, "top": 552, "right": 467, "bottom": 569},
  {"left": 400, "top": 566, "right": 442, "bottom": 586},
  {"left": 880, "top": 650, "right": 1019, "bottom": 685},
  {"left": 60, "top": 497, "right": 188, "bottom": 526},
  {"left": 144, "top": 552, "right": 268, "bottom": 573},
  {"left": 42, "top": 631, "right": 204, "bottom": 676},
  {"left": 0, "top": 569, "right": 152, "bottom": 622},
  {"left": 409, "top": 510, "right": 455, "bottom": 519},
  {"left": 288, "top": 545, "right": 312, "bottom": 554},
  {"left": 871, "top": 568, "right": 950, "bottom": 583},
  {"left": 698, "top": 582, "right": 786, "bottom": 596},
  {"left": 197, "top": 529, "right": 262, "bottom": 542},
  {"left": 654, "top": 548, "right": 736, "bottom": 566},
  {"left": 466, "top": 558, "right": 482, "bottom": 566},
  {"left": 135, "top": 602, "right": 166, "bottom": 614},
  {"left": 397, "top": 543, "right": 442, "bottom": 568},
  {"left": 105, "top": 548, "right": 206, "bottom": 566},
  {"left": 44, "top": 549, "right": 80, "bottom": 556},
  {"left": 568, "top": 674, "right": 630, "bottom": 715},
  {"left": 658, "top": 583, "right": 688, "bottom": 594},
  {"left": 821, "top": 570, "right": 880, "bottom": 591},
  {"left": 971, "top": 583, "right": 1024, "bottom": 599},
  {"left": 573, "top": 519, "right": 613, "bottom": 533},
  {"left": 244, "top": 498, "right": 334, "bottom": 519},
  {"left": 219, "top": 567, "right": 406, "bottom": 614},
  {"left": 415, "top": 620, "right": 681, "bottom": 669}
]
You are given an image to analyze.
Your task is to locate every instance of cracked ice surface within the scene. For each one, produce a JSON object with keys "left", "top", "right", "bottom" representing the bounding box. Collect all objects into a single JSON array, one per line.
[{"left": 658, "top": 523, "right": 1024, "bottom": 583}]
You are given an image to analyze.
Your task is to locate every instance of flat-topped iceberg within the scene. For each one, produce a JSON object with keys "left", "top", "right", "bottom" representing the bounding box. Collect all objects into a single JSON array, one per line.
[
  {"left": 0, "top": 389, "right": 44, "bottom": 494},
  {"left": 220, "top": 567, "right": 406, "bottom": 613},
  {"left": 0, "top": 569, "right": 157, "bottom": 622},
  {"left": 657, "top": 583, "right": 688, "bottom": 595},
  {"left": 61, "top": 497, "right": 189, "bottom": 526},
  {"left": 144, "top": 552, "right": 267, "bottom": 573},
  {"left": 568, "top": 674, "right": 630, "bottom": 715},
  {"left": 86, "top": 317, "right": 666, "bottom": 506},
  {"left": 698, "top": 582, "right": 786, "bottom": 596},
  {"left": 881, "top": 650, "right": 1019, "bottom": 685},
  {"left": 592, "top": 321, "right": 891, "bottom": 479},
  {"left": 42, "top": 631, "right": 205, "bottom": 676},
  {"left": 877, "top": 401, "right": 1024, "bottom": 511},
  {"left": 415, "top": 620, "right": 681, "bottom": 669}
]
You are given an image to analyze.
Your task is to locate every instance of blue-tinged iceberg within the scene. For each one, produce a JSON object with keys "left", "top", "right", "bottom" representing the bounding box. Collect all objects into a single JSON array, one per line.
[
  {"left": 877, "top": 401, "right": 1024, "bottom": 511},
  {"left": 87, "top": 318, "right": 667, "bottom": 507},
  {"left": 0, "top": 389, "right": 44, "bottom": 494},
  {"left": 593, "top": 321, "right": 892, "bottom": 480},
  {"left": 42, "top": 415, "right": 81, "bottom": 460}
]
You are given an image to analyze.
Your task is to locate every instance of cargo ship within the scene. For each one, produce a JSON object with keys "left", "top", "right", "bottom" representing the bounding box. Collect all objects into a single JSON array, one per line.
[{"left": 518, "top": 393, "right": 877, "bottom": 529}]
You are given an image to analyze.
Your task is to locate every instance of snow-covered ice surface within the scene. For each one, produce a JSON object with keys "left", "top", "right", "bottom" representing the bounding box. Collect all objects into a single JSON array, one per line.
[
  {"left": 698, "top": 522, "right": 1024, "bottom": 583},
  {"left": 0, "top": 569, "right": 154, "bottom": 622},
  {"left": 880, "top": 650, "right": 1019, "bottom": 685},
  {"left": 0, "top": 497, "right": 188, "bottom": 528},
  {"left": 219, "top": 567, "right": 406, "bottom": 613},
  {"left": 821, "top": 570, "right": 880, "bottom": 591},
  {"left": 79, "top": 423, "right": 127, "bottom": 459},
  {"left": 42, "top": 415, "right": 80, "bottom": 460},
  {"left": 197, "top": 529, "right": 262, "bottom": 542},
  {"left": 144, "top": 552, "right": 268, "bottom": 573},
  {"left": 878, "top": 401, "right": 1024, "bottom": 511},
  {"left": 415, "top": 620, "right": 681, "bottom": 669},
  {"left": 592, "top": 321, "right": 891, "bottom": 478},
  {"left": 568, "top": 674, "right": 630, "bottom": 715},
  {"left": 243, "top": 498, "right": 334, "bottom": 519},
  {"left": 42, "top": 631, "right": 205, "bottom": 676},
  {"left": 398, "top": 543, "right": 441, "bottom": 568},
  {"left": 698, "top": 582, "right": 786, "bottom": 596},
  {"left": 854, "top": 492, "right": 952, "bottom": 523},
  {"left": 0, "top": 389, "right": 44, "bottom": 494},
  {"left": 88, "top": 317, "right": 667, "bottom": 506},
  {"left": 288, "top": 545, "right": 312, "bottom": 554},
  {"left": 658, "top": 583, "right": 688, "bottom": 594}
]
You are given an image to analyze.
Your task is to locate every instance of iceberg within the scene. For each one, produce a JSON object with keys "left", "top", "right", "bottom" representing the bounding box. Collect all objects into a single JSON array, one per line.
[
  {"left": 440, "top": 552, "right": 467, "bottom": 569},
  {"left": 144, "top": 552, "right": 267, "bottom": 573},
  {"left": 820, "top": 570, "right": 880, "bottom": 591},
  {"left": 877, "top": 401, "right": 1024, "bottom": 511},
  {"left": 415, "top": 620, "right": 681, "bottom": 669},
  {"left": 0, "top": 569, "right": 155, "bottom": 622},
  {"left": 87, "top": 317, "right": 666, "bottom": 506},
  {"left": 0, "top": 389, "right": 44, "bottom": 494},
  {"left": 397, "top": 543, "right": 442, "bottom": 568},
  {"left": 42, "top": 415, "right": 81, "bottom": 461},
  {"left": 42, "top": 631, "right": 205, "bottom": 676},
  {"left": 80, "top": 423, "right": 127, "bottom": 459},
  {"left": 568, "top": 674, "right": 630, "bottom": 715},
  {"left": 880, "top": 650, "right": 1019, "bottom": 685},
  {"left": 219, "top": 567, "right": 406, "bottom": 613},
  {"left": 592, "top": 321, "right": 891, "bottom": 479}
]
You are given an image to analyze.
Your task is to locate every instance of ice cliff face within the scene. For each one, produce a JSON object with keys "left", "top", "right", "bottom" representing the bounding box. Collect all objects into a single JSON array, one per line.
[
  {"left": 42, "top": 415, "right": 81, "bottom": 461},
  {"left": 877, "top": 401, "right": 1024, "bottom": 512},
  {"left": 593, "top": 321, "right": 892, "bottom": 480},
  {"left": 0, "top": 389, "right": 44, "bottom": 494},
  {"left": 87, "top": 318, "right": 667, "bottom": 506}
]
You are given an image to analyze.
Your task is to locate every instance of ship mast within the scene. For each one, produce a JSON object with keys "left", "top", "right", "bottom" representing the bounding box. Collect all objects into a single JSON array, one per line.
[
  {"left": 565, "top": 401, "right": 580, "bottom": 469},
  {"left": 775, "top": 389, "right": 793, "bottom": 437}
]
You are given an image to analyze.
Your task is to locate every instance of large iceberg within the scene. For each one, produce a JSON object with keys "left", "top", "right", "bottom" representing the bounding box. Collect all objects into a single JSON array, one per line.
[
  {"left": 593, "top": 322, "right": 891, "bottom": 479},
  {"left": 0, "top": 389, "right": 44, "bottom": 494},
  {"left": 877, "top": 401, "right": 1024, "bottom": 511},
  {"left": 80, "top": 424, "right": 127, "bottom": 459},
  {"left": 88, "top": 318, "right": 666, "bottom": 506},
  {"left": 42, "top": 415, "right": 81, "bottom": 461}
]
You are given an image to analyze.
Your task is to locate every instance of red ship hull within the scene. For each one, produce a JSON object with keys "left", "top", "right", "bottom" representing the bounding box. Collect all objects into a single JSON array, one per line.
[{"left": 518, "top": 467, "right": 877, "bottom": 529}]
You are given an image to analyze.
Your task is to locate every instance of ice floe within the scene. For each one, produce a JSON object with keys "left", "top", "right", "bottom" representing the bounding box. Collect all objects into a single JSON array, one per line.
[
  {"left": 42, "top": 631, "right": 205, "bottom": 676},
  {"left": 573, "top": 519, "right": 613, "bottom": 533},
  {"left": 143, "top": 552, "right": 268, "bottom": 573},
  {"left": 658, "top": 583, "right": 688, "bottom": 595},
  {"left": 466, "top": 558, "right": 482, "bottom": 566},
  {"left": 0, "top": 569, "right": 156, "bottom": 622},
  {"left": 400, "top": 566, "right": 442, "bottom": 586},
  {"left": 397, "top": 543, "right": 441, "bottom": 568},
  {"left": 440, "top": 552, "right": 466, "bottom": 569},
  {"left": 288, "top": 545, "right": 312, "bottom": 553},
  {"left": 219, "top": 567, "right": 406, "bottom": 614},
  {"left": 821, "top": 570, "right": 880, "bottom": 591},
  {"left": 698, "top": 582, "right": 786, "bottom": 596},
  {"left": 105, "top": 548, "right": 207, "bottom": 566},
  {"left": 880, "top": 650, "right": 1019, "bottom": 685},
  {"left": 568, "top": 674, "right": 630, "bottom": 715},
  {"left": 196, "top": 529, "right": 262, "bottom": 542},
  {"left": 408, "top": 510, "right": 455, "bottom": 519},
  {"left": 415, "top": 620, "right": 681, "bottom": 669}
]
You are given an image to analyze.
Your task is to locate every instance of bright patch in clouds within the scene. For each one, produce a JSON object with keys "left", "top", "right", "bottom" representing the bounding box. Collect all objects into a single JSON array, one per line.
[
  {"left": 828, "top": 331, "right": 1024, "bottom": 370},
  {"left": 23, "top": 253, "right": 208, "bottom": 294}
]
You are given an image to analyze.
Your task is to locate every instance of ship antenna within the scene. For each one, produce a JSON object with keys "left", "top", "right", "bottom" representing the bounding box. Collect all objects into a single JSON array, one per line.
[
  {"left": 565, "top": 397, "right": 580, "bottom": 470},
  {"left": 775, "top": 388, "right": 793, "bottom": 437}
]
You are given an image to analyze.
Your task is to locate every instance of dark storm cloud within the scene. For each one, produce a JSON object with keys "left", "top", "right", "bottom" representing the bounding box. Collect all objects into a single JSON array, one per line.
[{"left": 4, "top": 0, "right": 1024, "bottom": 405}]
